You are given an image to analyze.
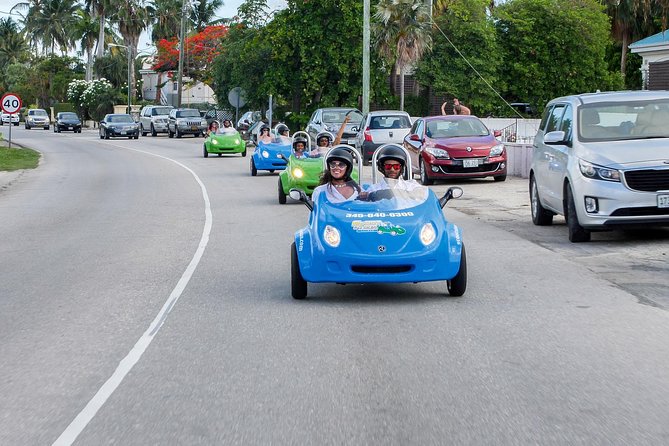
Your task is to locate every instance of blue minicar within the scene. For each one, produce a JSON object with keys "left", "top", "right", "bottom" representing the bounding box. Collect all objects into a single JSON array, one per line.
[
  {"left": 289, "top": 183, "right": 466, "bottom": 300},
  {"left": 250, "top": 140, "right": 292, "bottom": 176}
]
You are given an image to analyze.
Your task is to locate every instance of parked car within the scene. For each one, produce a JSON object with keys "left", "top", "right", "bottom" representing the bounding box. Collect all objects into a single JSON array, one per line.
[
  {"left": 353, "top": 110, "right": 412, "bottom": 165},
  {"left": 167, "top": 108, "right": 208, "bottom": 138},
  {"left": 530, "top": 90, "right": 669, "bottom": 242},
  {"left": 1, "top": 112, "right": 20, "bottom": 126},
  {"left": 305, "top": 107, "right": 362, "bottom": 147},
  {"left": 99, "top": 114, "right": 140, "bottom": 139},
  {"left": 25, "top": 108, "right": 50, "bottom": 130},
  {"left": 54, "top": 112, "right": 82, "bottom": 133},
  {"left": 403, "top": 115, "right": 507, "bottom": 185},
  {"left": 139, "top": 105, "right": 173, "bottom": 136}
]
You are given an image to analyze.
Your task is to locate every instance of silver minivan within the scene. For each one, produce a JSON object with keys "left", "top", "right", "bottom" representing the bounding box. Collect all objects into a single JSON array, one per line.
[
  {"left": 354, "top": 110, "right": 412, "bottom": 165},
  {"left": 530, "top": 90, "right": 669, "bottom": 242},
  {"left": 139, "top": 105, "right": 173, "bottom": 136}
]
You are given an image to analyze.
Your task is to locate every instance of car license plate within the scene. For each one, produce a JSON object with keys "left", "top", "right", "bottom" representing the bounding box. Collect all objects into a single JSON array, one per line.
[
  {"left": 463, "top": 159, "right": 479, "bottom": 168},
  {"left": 191, "top": 125, "right": 198, "bottom": 131},
  {"left": 120, "top": 131, "right": 127, "bottom": 135},
  {"left": 347, "top": 138, "right": 356, "bottom": 145},
  {"left": 658, "top": 194, "right": 669, "bottom": 208}
]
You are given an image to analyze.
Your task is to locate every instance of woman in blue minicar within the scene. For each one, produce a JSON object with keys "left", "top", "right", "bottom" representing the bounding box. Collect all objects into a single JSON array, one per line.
[{"left": 312, "top": 147, "right": 361, "bottom": 203}]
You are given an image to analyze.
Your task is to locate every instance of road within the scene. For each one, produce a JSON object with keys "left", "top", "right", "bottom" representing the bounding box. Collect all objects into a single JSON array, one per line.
[{"left": 1, "top": 127, "right": 668, "bottom": 445}]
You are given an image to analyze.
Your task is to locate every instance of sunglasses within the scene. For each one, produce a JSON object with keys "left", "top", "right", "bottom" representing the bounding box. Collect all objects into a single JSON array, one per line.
[
  {"left": 384, "top": 163, "right": 402, "bottom": 171},
  {"left": 329, "top": 161, "right": 347, "bottom": 169}
]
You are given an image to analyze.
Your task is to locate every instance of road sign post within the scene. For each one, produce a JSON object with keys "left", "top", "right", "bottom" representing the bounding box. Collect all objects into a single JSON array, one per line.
[{"left": 1, "top": 93, "right": 22, "bottom": 149}]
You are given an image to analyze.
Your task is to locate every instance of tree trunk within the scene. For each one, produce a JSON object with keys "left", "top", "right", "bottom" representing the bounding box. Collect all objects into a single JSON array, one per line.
[
  {"left": 96, "top": 12, "right": 105, "bottom": 60},
  {"left": 86, "top": 47, "right": 93, "bottom": 81},
  {"left": 620, "top": 32, "right": 629, "bottom": 79},
  {"left": 399, "top": 65, "right": 405, "bottom": 111},
  {"left": 390, "top": 64, "right": 397, "bottom": 96}
]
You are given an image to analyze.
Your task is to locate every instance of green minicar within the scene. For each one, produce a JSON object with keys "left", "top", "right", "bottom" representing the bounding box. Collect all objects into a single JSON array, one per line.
[{"left": 0, "top": 146, "right": 41, "bottom": 171}]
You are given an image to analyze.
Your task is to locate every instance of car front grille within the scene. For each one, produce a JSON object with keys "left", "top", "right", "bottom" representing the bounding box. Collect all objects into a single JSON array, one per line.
[
  {"left": 437, "top": 162, "right": 501, "bottom": 174},
  {"left": 351, "top": 265, "right": 412, "bottom": 274},
  {"left": 624, "top": 168, "right": 669, "bottom": 192}
]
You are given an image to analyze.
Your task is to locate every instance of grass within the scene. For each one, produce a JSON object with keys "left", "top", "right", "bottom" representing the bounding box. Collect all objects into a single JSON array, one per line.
[{"left": 0, "top": 141, "right": 41, "bottom": 171}]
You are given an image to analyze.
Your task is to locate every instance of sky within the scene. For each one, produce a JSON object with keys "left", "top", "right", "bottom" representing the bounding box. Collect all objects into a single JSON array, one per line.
[{"left": 0, "top": 0, "right": 287, "bottom": 54}]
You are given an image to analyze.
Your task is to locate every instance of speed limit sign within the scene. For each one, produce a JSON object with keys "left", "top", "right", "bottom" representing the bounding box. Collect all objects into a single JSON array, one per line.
[{"left": 1, "top": 93, "right": 22, "bottom": 114}]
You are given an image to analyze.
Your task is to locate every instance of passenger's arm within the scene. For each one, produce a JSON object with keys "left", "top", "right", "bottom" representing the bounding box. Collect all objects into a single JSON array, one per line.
[{"left": 333, "top": 115, "right": 351, "bottom": 145}]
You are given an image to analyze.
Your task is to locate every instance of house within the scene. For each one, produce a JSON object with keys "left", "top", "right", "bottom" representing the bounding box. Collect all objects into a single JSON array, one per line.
[
  {"left": 139, "top": 57, "right": 217, "bottom": 106},
  {"left": 629, "top": 31, "right": 669, "bottom": 90}
]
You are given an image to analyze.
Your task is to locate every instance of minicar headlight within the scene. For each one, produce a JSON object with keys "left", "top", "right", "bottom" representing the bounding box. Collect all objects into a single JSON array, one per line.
[
  {"left": 425, "top": 147, "right": 450, "bottom": 159},
  {"left": 262, "top": 150, "right": 269, "bottom": 158},
  {"left": 323, "top": 225, "right": 341, "bottom": 248},
  {"left": 212, "top": 139, "right": 218, "bottom": 145},
  {"left": 419, "top": 223, "right": 436, "bottom": 246},
  {"left": 489, "top": 143, "right": 505, "bottom": 157},
  {"left": 578, "top": 159, "right": 620, "bottom": 182},
  {"left": 293, "top": 168, "right": 304, "bottom": 178}
]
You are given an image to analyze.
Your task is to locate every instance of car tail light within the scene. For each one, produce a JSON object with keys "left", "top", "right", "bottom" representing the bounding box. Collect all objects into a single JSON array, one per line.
[{"left": 364, "top": 127, "right": 372, "bottom": 142}]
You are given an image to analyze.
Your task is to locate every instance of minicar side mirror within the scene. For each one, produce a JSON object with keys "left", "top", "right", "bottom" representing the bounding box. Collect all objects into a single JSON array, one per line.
[
  {"left": 289, "top": 189, "right": 313, "bottom": 211},
  {"left": 439, "top": 186, "right": 463, "bottom": 208}
]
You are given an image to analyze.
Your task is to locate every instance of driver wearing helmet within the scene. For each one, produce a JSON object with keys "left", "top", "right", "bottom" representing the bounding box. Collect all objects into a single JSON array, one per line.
[
  {"left": 312, "top": 146, "right": 361, "bottom": 203},
  {"left": 310, "top": 131, "right": 334, "bottom": 157},
  {"left": 258, "top": 124, "right": 273, "bottom": 144},
  {"left": 222, "top": 119, "right": 233, "bottom": 128},
  {"left": 360, "top": 145, "right": 426, "bottom": 201},
  {"left": 292, "top": 136, "right": 309, "bottom": 159}
]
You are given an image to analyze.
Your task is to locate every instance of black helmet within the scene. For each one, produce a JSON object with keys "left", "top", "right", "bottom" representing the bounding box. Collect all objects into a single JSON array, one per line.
[
  {"left": 293, "top": 136, "right": 308, "bottom": 150},
  {"left": 326, "top": 147, "right": 354, "bottom": 175},
  {"left": 376, "top": 144, "right": 407, "bottom": 174},
  {"left": 259, "top": 124, "right": 270, "bottom": 133},
  {"left": 316, "top": 131, "right": 333, "bottom": 146},
  {"left": 276, "top": 124, "right": 289, "bottom": 135}
]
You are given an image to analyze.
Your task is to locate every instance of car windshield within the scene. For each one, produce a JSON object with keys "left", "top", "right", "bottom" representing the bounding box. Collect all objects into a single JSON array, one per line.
[
  {"left": 578, "top": 100, "right": 669, "bottom": 141},
  {"left": 426, "top": 118, "right": 489, "bottom": 138},
  {"left": 322, "top": 185, "right": 430, "bottom": 210},
  {"left": 322, "top": 110, "right": 362, "bottom": 123},
  {"left": 370, "top": 115, "right": 411, "bottom": 130},
  {"left": 177, "top": 110, "right": 201, "bottom": 118},
  {"left": 152, "top": 107, "right": 172, "bottom": 116},
  {"left": 32, "top": 110, "right": 48, "bottom": 116},
  {"left": 110, "top": 115, "right": 133, "bottom": 123},
  {"left": 60, "top": 113, "right": 78, "bottom": 119}
]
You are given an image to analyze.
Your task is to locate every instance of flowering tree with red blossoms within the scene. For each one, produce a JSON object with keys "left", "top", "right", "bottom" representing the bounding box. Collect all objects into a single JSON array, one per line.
[{"left": 152, "top": 25, "right": 228, "bottom": 85}]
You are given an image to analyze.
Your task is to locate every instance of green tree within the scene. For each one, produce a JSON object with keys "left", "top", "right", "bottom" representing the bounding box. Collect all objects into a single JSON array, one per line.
[
  {"left": 191, "top": 0, "right": 224, "bottom": 32},
  {"left": 495, "top": 0, "right": 622, "bottom": 111},
  {"left": 374, "top": 0, "right": 432, "bottom": 111},
  {"left": 12, "top": 0, "right": 79, "bottom": 55},
  {"left": 414, "top": 0, "right": 502, "bottom": 116},
  {"left": 150, "top": 0, "right": 182, "bottom": 41},
  {"left": 71, "top": 9, "right": 99, "bottom": 81},
  {"left": 0, "top": 18, "right": 30, "bottom": 90}
]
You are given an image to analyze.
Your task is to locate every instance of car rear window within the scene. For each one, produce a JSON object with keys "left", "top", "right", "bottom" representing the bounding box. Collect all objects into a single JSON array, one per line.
[{"left": 370, "top": 116, "right": 411, "bottom": 130}]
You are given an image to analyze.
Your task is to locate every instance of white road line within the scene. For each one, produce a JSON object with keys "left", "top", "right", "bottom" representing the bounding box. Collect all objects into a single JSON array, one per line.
[{"left": 53, "top": 147, "right": 212, "bottom": 446}]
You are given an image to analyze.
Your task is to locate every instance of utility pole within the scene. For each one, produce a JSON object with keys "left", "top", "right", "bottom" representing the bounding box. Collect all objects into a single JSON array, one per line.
[
  {"left": 176, "top": 0, "right": 187, "bottom": 107},
  {"left": 362, "top": 0, "right": 370, "bottom": 115}
]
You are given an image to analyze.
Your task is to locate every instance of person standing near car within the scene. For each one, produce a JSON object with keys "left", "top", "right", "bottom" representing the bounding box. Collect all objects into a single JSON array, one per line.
[
  {"left": 441, "top": 98, "right": 471, "bottom": 115},
  {"left": 313, "top": 147, "right": 361, "bottom": 203}
]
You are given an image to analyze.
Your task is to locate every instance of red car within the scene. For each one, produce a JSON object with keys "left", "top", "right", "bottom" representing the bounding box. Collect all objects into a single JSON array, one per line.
[{"left": 403, "top": 115, "right": 507, "bottom": 185}]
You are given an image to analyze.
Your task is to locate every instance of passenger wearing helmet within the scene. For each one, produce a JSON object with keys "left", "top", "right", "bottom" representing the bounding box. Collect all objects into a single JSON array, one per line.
[
  {"left": 275, "top": 124, "right": 291, "bottom": 144},
  {"left": 258, "top": 124, "right": 273, "bottom": 144},
  {"left": 360, "top": 145, "right": 426, "bottom": 201},
  {"left": 312, "top": 146, "right": 361, "bottom": 203},
  {"left": 207, "top": 120, "right": 220, "bottom": 136},
  {"left": 222, "top": 119, "right": 233, "bottom": 128},
  {"left": 310, "top": 131, "right": 334, "bottom": 157},
  {"left": 292, "top": 136, "right": 309, "bottom": 159}
]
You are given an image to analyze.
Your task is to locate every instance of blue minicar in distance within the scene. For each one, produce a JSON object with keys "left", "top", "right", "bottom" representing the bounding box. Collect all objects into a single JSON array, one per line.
[
  {"left": 289, "top": 185, "right": 467, "bottom": 299},
  {"left": 250, "top": 140, "right": 292, "bottom": 176}
]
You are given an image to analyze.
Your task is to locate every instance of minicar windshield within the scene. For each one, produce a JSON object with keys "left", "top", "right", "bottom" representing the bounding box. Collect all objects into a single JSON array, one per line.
[{"left": 320, "top": 185, "right": 430, "bottom": 211}]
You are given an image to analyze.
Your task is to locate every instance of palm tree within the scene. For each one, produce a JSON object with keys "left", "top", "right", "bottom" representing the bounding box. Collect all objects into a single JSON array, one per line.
[
  {"left": 0, "top": 18, "right": 29, "bottom": 65},
  {"left": 190, "top": 0, "right": 224, "bottom": 32},
  {"left": 111, "top": 0, "right": 152, "bottom": 103},
  {"left": 85, "top": 0, "right": 111, "bottom": 59},
  {"left": 13, "top": 0, "right": 78, "bottom": 55},
  {"left": 150, "top": 0, "right": 182, "bottom": 41},
  {"left": 70, "top": 10, "right": 100, "bottom": 80},
  {"left": 374, "top": 0, "right": 433, "bottom": 111}
]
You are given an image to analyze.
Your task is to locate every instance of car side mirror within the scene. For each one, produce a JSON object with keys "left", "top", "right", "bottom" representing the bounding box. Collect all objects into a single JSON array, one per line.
[
  {"left": 439, "top": 186, "right": 463, "bottom": 209},
  {"left": 290, "top": 189, "right": 313, "bottom": 211},
  {"left": 544, "top": 131, "right": 566, "bottom": 145},
  {"left": 410, "top": 134, "right": 421, "bottom": 142}
]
